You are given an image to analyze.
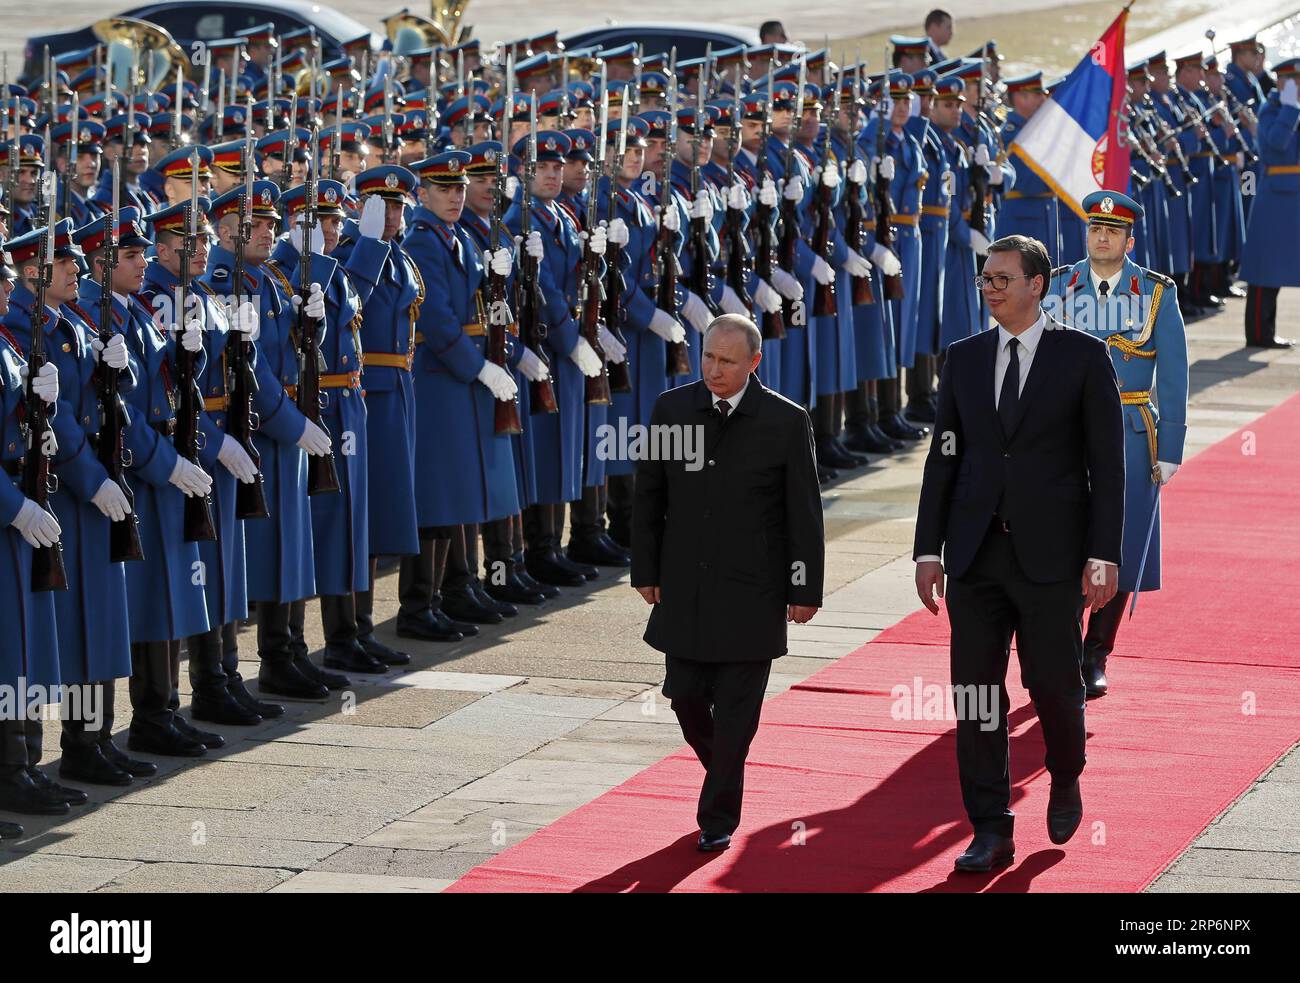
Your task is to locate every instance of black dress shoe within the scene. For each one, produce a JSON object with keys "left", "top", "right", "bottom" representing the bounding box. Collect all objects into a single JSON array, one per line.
[
  {"left": 515, "top": 564, "right": 561, "bottom": 598},
  {"left": 322, "top": 642, "right": 388, "bottom": 675},
  {"left": 567, "top": 535, "right": 631, "bottom": 568},
  {"left": 484, "top": 573, "right": 547, "bottom": 606},
  {"left": 257, "top": 661, "right": 330, "bottom": 700},
  {"left": 1083, "top": 655, "right": 1108, "bottom": 699},
  {"left": 830, "top": 435, "right": 870, "bottom": 467},
  {"left": 697, "top": 830, "right": 732, "bottom": 852},
  {"left": 905, "top": 398, "right": 937, "bottom": 423},
  {"left": 27, "top": 767, "right": 89, "bottom": 806},
  {"left": 58, "top": 745, "right": 133, "bottom": 787},
  {"left": 0, "top": 769, "right": 70, "bottom": 815},
  {"left": 525, "top": 550, "right": 586, "bottom": 587},
  {"left": 1248, "top": 336, "right": 1297, "bottom": 349},
  {"left": 173, "top": 715, "right": 226, "bottom": 750},
  {"left": 395, "top": 609, "right": 463, "bottom": 643},
  {"left": 0, "top": 820, "right": 22, "bottom": 839},
  {"left": 441, "top": 586, "right": 505, "bottom": 625},
  {"left": 471, "top": 582, "right": 518, "bottom": 618},
  {"left": 1047, "top": 778, "right": 1083, "bottom": 845},
  {"left": 553, "top": 551, "right": 599, "bottom": 581},
  {"left": 100, "top": 739, "right": 158, "bottom": 777},
  {"left": 227, "top": 676, "right": 286, "bottom": 719},
  {"left": 880, "top": 412, "right": 929, "bottom": 441},
  {"left": 128, "top": 724, "right": 207, "bottom": 758},
  {"left": 954, "top": 832, "right": 1015, "bottom": 872},
  {"left": 843, "top": 423, "right": 899, "bottom": 455},
  {"left": 816, "top": 439, "right": 863, "bottom": 471},
  {"left": 191, "top": 689, "right": 263, "bottom": 726},
  {"left": 357, "top": 633, "right": 411, "bottom": 666}
]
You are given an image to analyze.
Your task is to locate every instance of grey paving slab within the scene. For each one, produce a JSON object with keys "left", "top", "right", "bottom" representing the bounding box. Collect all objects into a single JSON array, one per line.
[
  {"left": 270, "top": 870, "right": 453, "bottom": 893},
  {"left": 0, "top": 853, "right": 141, "bottom": 893},
  {"left": 310, "top": 846, "right": 493, "bottom": 881},
  {"left": 95, "top": 863, "right": 296, "bottom": 893}
]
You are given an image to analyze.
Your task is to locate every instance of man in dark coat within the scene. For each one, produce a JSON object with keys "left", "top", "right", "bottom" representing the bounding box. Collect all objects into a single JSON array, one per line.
[{"left": 632, "top": 314, "right": 825, "bottom": 852}]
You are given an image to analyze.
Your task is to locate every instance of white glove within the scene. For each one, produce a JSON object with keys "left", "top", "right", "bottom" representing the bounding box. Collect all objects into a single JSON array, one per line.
[
  {"left": 1158, "top": 461, "right": 1179, "bottom": 484},
  {"left": 820, "top": 164, "right": 841, "bottom": 189},
  {"left": 297, "top": 283, "right": 326, "bottom": 320},
  {"left": 289, "top": 219, "right": 326, "bottom": 256},
  {"left": 597, "top": 324, "right": 627, "bottom": 363},
  {"left": 476, "top": 360, "right": 518, "bottom": 401},
  {"left": 516, "top": 347, "right": 549, "bottom": 383},
  {"left": 359, "top": 194, "right": 387, "bottom": 239},
  {"left": 10, "top": 499, "right": 60, "bottom": 548},
  {"left": 974, "top": 144, "right": 991, "bottom": 167},
  {"left": 505, "top": 175, "right": 520, "bottom": 201},
  {"left": 720, "top": 285, "right": 749, "bottom": 316},
  {"left": 811, "top": 256, "right": 835, "bottom": 286},
  {"left": 585, "top": 225, "right": 607, "bottom": 256},
  {"left": 1281, "top": 79, "right": 1299, "bottom": 108},
  {"left": 753, "top": 278, "right": 783, "bottom": 314},
  {"left": 91, "top": 479, "right": 131, "bottom": 521},
  {"left": 23, "top": 361, "right": 60, "bottom": 405},
  {"left": 727, "top": 183, "right": 749, "bottom": 210},
  {"left": 689, "top": 191, "right": 714, "bottom": 224},
  {"left": 969, "top": 230, "right": 992, "bottom": 257},
  {"left": 168, "top": 456, "right": 213, "bottom": 497},
  {"left": 569, "top": 337, "right": 603, "bottom": 377},
  {"left": 607, "top": 217, "right": 629, "bottom": 245},
  {"left": 523, "top": 230, "right": 544, "bottom": 260},
  {"left": 847, "top": 158, "right": 868, "bottom": 184},
  {"left": 872, "top": 156, "right": 896, "bottom": 181},
  {"left": 235, "top": 301, "right": 260, "bottom": 341},
  {"left": 986, "top": 161, "right": 1004, "bottom": 186},
  {"left": 490, "top": 247, "right": 513, "bottom": 277},
  {"left": 296, "top": 418, "right": 332, "bottom": 457},
  {"left": 782, "top": 175, "right": 805, "bottom": 201},
  {"left": 758, "top": 177, "right": 778, "bottom": 207},
  {"left": 180, "top": 317, "right": 203, "bottom": 353},
  {"left": 91, "top": 333, "right": 129, "bottom": 370},
  {"left": 678, "top": 292, "right": 712, "bottom": 333},
  {"left": 869, "top": 243, "right": 903, "bottom": 277},
  {"left": 844, "top": 249, "right": 874, "bottom": 278},
  {"left": 660, "top": 202, "right": 680, "bottom": 232},
  {"left": 648, "top": 307, "right": 687, "bottom": 343},
  {"left": 217, "top": 434, "right": 258, "bottom": 483},
  {"left": 769, "top": 267, "right": 804, "bottom": 301}
]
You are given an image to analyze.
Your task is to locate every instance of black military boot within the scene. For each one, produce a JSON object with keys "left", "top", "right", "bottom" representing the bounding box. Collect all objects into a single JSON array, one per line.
[
  {"left": 99, "top": 738, "right": 158, "bottom": 778},
  {"left": 59, "top": 744, "right": 133, "bottom": 787}
]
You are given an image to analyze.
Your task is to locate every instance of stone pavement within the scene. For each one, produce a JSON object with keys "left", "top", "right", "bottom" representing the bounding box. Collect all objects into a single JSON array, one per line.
[{"left": 0, "top": 291, "right": 1297, "bottom": 893}]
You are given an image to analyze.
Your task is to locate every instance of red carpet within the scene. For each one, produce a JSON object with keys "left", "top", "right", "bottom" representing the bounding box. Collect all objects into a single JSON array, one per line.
[{"left": 449, "top": 394, "right": 1300, "bottom": 892}]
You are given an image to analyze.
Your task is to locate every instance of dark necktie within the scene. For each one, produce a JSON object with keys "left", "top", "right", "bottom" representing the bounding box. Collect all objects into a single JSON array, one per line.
[
  {"left": 716, "top": 399, "right": 731, "bottom": 420},
  {"left": 998, "top": 338, "right": 1020, "bottom": 439},
  {"left": 1099, "top": 280, "right": 1110, "bottom": 297}
]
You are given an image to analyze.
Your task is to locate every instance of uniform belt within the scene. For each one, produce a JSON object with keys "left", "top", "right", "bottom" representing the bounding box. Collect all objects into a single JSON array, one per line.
[
  {"left": 203, "top": 396, "right": 229, "bottom": 412},
  {"left": 320, "top": 371, "right": 362, "bottom": 389},
  {"left": 1266, "top": 164, "right": 1300, "bottom": 175},
  {"left": 889, "top": 213, "right": 919, "bottom": 226},
  {"left": 1005, "top": 191, "right": 1052, "bottom": 199},
  {"left": 1191, "top": 151, "right": 1215, "bottom": 158},
  {"left": 921, "top": 205, "right": 950, "bottom": 217},
  {"left": 363, "top": 351, "right": 415, "bottom": 371},
  {"left": 1120, "top": 390, "right": 1152, "bottom": 404}
]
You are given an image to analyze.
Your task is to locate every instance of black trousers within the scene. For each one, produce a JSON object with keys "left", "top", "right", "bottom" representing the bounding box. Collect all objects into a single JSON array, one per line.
[
  {"left": 0, "top": 717, "right": 43, "bottom": 772},
  {"left": 1245, "top": 285, "right": 1279, "bottom": 345},
  {"left": 398, "top": 533, "right": 449, "bottom": 617},
  {"left": 945, "top": 525, "right": 1087, "bottom": 837},
  {"left": 570, "top": 484, "right": 607, "bottom": 542},
  {"left": 522, "top": 503, "right": 562, "bottom": 555},
  {"left": 607, "top": 474, "right": 634, "bottom": 545},
  {"left": 664, "top": 656, "right": 773, "bottom": 835},
  {"left": 129, "top": 640, "right": 181, "bottom": 732},
  {"left": 60, "top": 682, "right": 117, "bottom": 751},
  {"left": 482, "top": 517, "right": 515, "bottom": 587},
  {"left": 444, "top": 523, "right": 479, "bottom": 591}
]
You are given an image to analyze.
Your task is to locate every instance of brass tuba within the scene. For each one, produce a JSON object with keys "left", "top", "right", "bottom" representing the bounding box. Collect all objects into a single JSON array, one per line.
[
  {"left": 383, "top": 4, "right": 472, "bottom": 56},
  {"left": 92, "top": 16, "right": 188, "bottom": 90}
]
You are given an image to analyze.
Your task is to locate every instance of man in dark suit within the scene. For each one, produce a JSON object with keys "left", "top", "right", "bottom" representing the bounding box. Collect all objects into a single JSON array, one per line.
[
  {"left": 913, "top": 235, "right": 1125, "bottom": 872},
  {"left": 632, "top": 314, "right": 825, "bottom": 852}
]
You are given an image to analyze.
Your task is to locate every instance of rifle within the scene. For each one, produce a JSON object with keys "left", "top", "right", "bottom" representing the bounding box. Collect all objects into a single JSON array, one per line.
[
  {"left": 969, "top": 53, "right": 990, "bottom": 244},
  {"left": 278, "top": 87, "right": 299, "bottom": 193},
  {"left": 62, "top": 90, "right": 79, "bottom": 223},
  {"left": 873, "top": 69, "right": 905, "bottom": 300},
  {"left": 96, "top": 158, "right": 146, "bottom": 559},
  {"left": 598, "top": 88, "right": 632, "bottom": 394},
  {"left": 656, "top": 59, "right": 691, "bottom": 377},
  {"left": 810, "top": 70, "right": 837, "bottom": 317},
  {"left": 517, "top": 96, "right": 558, "bottom": 415},
  {"left": 226, "top": 136, "right": 269, "bottom": 519},
  {"left": 687, "top": 50, "right": 719, "bottom": 320},
  {"left": 169, "top": 64, "right": 183, "bottom": 152},
  {"left": 777, "top": 53, "right": 807, "bottom": 324},
  {"left": 576, "top": 95, "right": 612, "bottom": 407},
  {"left": 295, "top": 121, "right": 339, "bottom": 496},
  {"left": 752, "top": 60, "right": 785, "bottom": 338},
  {"left": 842, "top": 60, "right": 873, "bottom": 306},
  {"left": 329, "top": 83, "right": 343, "bottom": 181},
  {"left": 720, "top": 64, "right": 752, "bottom": 318},
  {"left": 24, "top": 172, "right": 68, "bottom": 591},
  {"left": 486, "top": 137, "right": 522, "bottom": 436}
]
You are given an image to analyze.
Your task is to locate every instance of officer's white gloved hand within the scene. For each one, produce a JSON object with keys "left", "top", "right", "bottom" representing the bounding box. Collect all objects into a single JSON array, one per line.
[
  {"left": 524, "top": 230, "right": 544, "bottom": 260},
  {"left": 753, "top": 278, "right": 783, "bottom": 314},
  {"left": 218, "top": 434, "right": 258, "bottom": 483},
  {"left": 845, "top": 249, "right": 874, "bottom": 277},
  {"left": 91, "top": 479, "right": 131, "bottom": 521},
  {"left": 585, "top": 225, "right": 608, "bottom": 256},
  {"left": 91, "top": 332, "right": 129, "bottom": 370},
  {"left": 727, "top": 183, "right": 749, "bottom": 210},
  {"left": 986, "top": 160, "right": 1004, "bottom": 185},
  {"left": 974, "top": 144, "right": 991, "bottom": 167},
  {"left": 358, "top": 194, "right": 387, "bottom": 239},
  {"left": 516, "top": 347, "right": 549, "bottom": 383},
  {"left": 648, "top": 307, "right": 687, "bottom": 343},
  {"left": 569, "top": 336, "right": 603, "bottom": 377},
  {"left": 23, "top": 361, "right": 60, "bottom": 405},
  {"left": 811, "top": 255, "right": 835, "bottom": 285},
  {"left": 1158, "top": 461, "right": 1179, "bottom": 484},
  {"left": 490, "top": 247, "right": 513, "bottom": 277},
  {"left": 235, "top": 300, "right": 260, "bottom": 341},
  {"left": 597, "top": 324, "right": 627, "bottom": 363},
  {"left": 969, "top": 230, "right": 992, "bottom": 256},
  {"left": 660, "top": 201, "right": 681, "bottom": 232},
  {"left": 872, "top": 155, "right": 896, "bottom": 181},
  {"left": 10, "top": 499, "right": 60, "bottom": 548},
  {"left": 293, "top": 283, "right": 326, "bottom": 320},
  {"left": 847, "top": 158, "right": 868, "bottom": 184},
  {"left": 769, "top": 267, "right": 804, "bottom": 301},
  {"left": 1281, "top": 78, "right": 1299, "bottom": 108},
  {"left": 477, "top": 360, "right": 519, "bottom": 400},
  {"left": 168, "top": 456, "right": 213, "bottom": 497},
  {"left": 289, "top": 219, "right": 326, "bottom": 256},
  {"left": 782, "top": 175, "right": 805, "bottom": 201},
  {"left": 678, "top": 292, "right": 712, "bottom": 333},
  {"left": 607, "top": 217, "right": 630, "bottom": 245},
  {"left": 690, "top": 190, "right": 714, "bottom": 223},
  {"left": 870, "top": 243, "right": 903, "bottom": 277},
  {"left": 296, "top": 419, "right": 332, "bottom": 457},
  {"left": 720, "top": 285, "right": 749, "bottom": 316},
  {"left": 180, "top": 317, "right": 204, "bottom": 353},
  {"left": 759, "top": 177, "right": 779, "bottom": 207},
  {"left": 821, "top": 163, "right": 841, "bottom": 188},
  {"left": 505, "top": 175, "right": 520, "bottom": 201}
]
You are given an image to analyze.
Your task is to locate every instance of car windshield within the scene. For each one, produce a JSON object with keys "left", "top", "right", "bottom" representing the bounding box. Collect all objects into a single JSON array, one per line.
[{"left": 286, "top": 3, "right": 371, "bottom": 41}]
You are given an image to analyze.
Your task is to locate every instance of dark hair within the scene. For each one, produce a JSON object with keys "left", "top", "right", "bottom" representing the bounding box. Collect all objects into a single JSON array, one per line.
[
  {"left": 987, "top": 234, "right": 1051, "bottom": 299},
  {"left": 759, "top": 21, "right": 785, "bottom": 42},
  {"left": 925, "top": 9, "right": 952, "bottom": 28}
]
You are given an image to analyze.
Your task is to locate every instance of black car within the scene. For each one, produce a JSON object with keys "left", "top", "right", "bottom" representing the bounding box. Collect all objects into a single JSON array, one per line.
[
  {"left": 24, "top": 0, "right": 380, "bottom": 81},
  {"left": 560, "top": 22, "right": 760, "bottom": 62}
]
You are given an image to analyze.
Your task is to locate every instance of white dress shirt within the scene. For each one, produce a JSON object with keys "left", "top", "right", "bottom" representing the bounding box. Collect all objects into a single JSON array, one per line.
[
  {"left": 1089, "top": 265, "right": 1123, "bottom": 297},
  {"left": 711, "top": 375, "right": 749, "bottom": 411}
]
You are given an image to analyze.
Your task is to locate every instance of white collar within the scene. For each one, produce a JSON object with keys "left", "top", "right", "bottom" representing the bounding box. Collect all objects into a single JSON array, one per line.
[
  {"left": 997, "top": 311, "right": 1047, "bottom": 357},
  {"left": 1089, "top": 263, "right": 1124, "bottom": 296},
  {"left": 112, "top": 291, "right": 131, "bottom": 309},
  {"left": 711, "top": 375, "right": 750, "bottom": 409}
]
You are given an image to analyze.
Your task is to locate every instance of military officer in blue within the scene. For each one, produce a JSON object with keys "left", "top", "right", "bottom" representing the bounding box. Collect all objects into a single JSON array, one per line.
[
  {"left": 153, "top": 145, "right": 215, "bottom": 209},
  {"left": 205, "top": 181, "right": 336, "bottom": 702},
  {"left": 1239, "top": 58, "right": 1300, "bottom": 349},
  {"left": 999, "top": 71, "right": 1076, "bottom": 266},
  {"left": 233, "top": 23, "right": 278, "bottom": 89},
  {"left": 1226, "top": 37, "right": 1267, "bottom": 225},
  {"left": 1173, "top": 52, "right": 1225, "bottom": 312},
  {"left": 2, "top": 135, "right": 45, "bottom": 237},
  {"left": 52, "top": 119, "right": 105, "bottom": 227},
  {"left": 0, "top": 245, "right": 71, "bottom": 822},
  {"left": 1203, "top": 54, "right": 1249, "bottom": 303},
  {"left": 1149, "top": 52, "right": 1202, "bottom": 317},
  {"left": 1046, "top": 190, "right": 1188, "bottom": 698},
  {"left": 96, "top": 113, "right": 161, "bottom": 215}
]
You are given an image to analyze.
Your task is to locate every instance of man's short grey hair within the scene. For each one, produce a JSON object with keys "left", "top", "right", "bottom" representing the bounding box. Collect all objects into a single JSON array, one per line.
[{"left": 703, "top": 314, "right": 762, "bottom": 356}]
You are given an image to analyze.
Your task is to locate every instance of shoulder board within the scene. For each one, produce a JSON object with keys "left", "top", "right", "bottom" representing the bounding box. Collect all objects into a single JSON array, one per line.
[
  {"left": 1050, "top": 265, "right": 1071, "bottom": 278},
  {"left": 1145, "top": 269, "right": 1174, "bottom": 288}
]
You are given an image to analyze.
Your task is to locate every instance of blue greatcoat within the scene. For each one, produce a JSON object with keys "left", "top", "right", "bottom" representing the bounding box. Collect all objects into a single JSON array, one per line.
[
  {"left": 1046, "top": 257, "right": 1188, "bottom": 592},
  {"left": 834, "top": 130, "right": 892, "bottom": 384},
  {"left": 909, "top": 115, "right": 951, "bottom": 358},
  {"left": 803, "top": 131, "right": 852, "bottom": 397},
  {"left": 407, "top": 204, "right": 521, "bottom": 522},
  {"left": 764, "top": 135, "right": 820, "bottom": 402},
  {"left": 935, "top": 128, "right": 983, "bottom": 349},
  {"left": 1239, "top": 93, "right": 1300, "bottom": 288},
  {"left": 0, "top": 330, "right": 60, "bottom": 688},
  {"left": 1000, "top": 110, "right": 1071, "bottom": 263},
  {"left": 205, "top": 243, "right": 317, "bottom": 604},
  {"left": 1153, "top": 89, "right": 1199, "bottom": 276}
]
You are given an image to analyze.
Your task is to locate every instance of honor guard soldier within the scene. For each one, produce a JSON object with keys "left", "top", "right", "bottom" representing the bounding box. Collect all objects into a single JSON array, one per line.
[
  {"left": 1148, "top": 53, "right": 1202, "bottom": 316},
  {"left": 2, "top": 135, "right": 45, "bottom": 236},
  {"left": 205, "top": 181, "right": 336, "bottom": 701},
  {"left": 52, "top": 119, "right": 105, "bottom": 228},
  {"left": 97, "top": 113, "right": 161, "bottom": 215},
  {"left": 1046, "top": 190, "right": 1188, "bottom": 697},
  {"left": 154, "top": 145, "right": 215, "bottom": 208}
]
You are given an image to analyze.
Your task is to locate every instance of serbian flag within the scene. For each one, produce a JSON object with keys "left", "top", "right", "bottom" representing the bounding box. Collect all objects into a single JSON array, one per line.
[{"left": 1009, "top": 5, "right": 1131, "bottom": 219}]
